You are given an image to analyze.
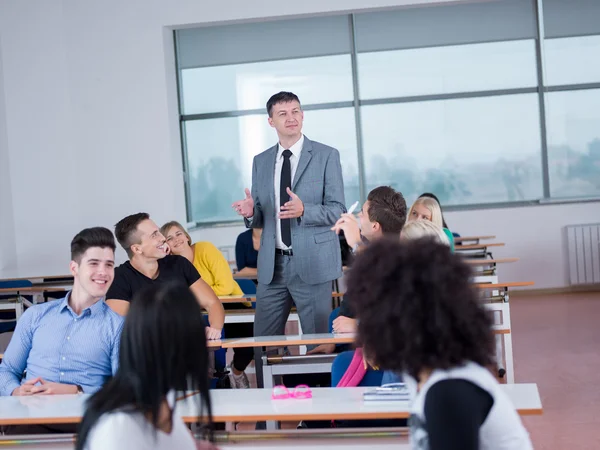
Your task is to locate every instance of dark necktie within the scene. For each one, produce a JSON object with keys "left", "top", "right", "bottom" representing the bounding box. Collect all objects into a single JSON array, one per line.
[{"left": 280, "top": 149, "right": 292, "bottom": 247}]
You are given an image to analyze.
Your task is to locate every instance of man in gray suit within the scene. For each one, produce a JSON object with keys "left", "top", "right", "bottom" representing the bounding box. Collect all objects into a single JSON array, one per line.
[{"left": 232, "top": 91, "right": 345, "bottom": 341}]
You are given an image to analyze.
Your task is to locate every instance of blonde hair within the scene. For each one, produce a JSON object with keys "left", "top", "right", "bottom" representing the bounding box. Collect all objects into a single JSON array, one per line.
[
  {"left": 401, "top": 219, "right": 450, "bottom": 246},
  {"left": 160, "top": 221, "right": 192, "bottom": 246},
  {"left": 407, "top": 197, "right": 444, "bottom": 229}
]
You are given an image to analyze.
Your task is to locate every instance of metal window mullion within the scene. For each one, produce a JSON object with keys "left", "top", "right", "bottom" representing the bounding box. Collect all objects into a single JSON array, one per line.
[
  {"left": 533, "top": 0, "right": 551, "bottom": 199},
  {"left": 349, "top": 14, "right": 367, "bottom": 204},
  {"left": 174, "top": 31, "right": 194, "bottom": 221}
]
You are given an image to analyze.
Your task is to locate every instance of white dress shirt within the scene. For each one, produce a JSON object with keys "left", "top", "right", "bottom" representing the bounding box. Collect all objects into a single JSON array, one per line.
[{"left": 274, "top": 134, "right": 304, "bottom": 250}]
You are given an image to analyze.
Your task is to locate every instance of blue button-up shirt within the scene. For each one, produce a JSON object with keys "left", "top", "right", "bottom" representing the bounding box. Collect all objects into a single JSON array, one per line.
[{"left": 0, "top": 294, "right": 124, "bottom": 396}]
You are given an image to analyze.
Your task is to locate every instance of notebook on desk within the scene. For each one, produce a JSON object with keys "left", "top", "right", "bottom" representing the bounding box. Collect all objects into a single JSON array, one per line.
[{"left": 363, "top": 383, "right": 410, "bottom": 402}]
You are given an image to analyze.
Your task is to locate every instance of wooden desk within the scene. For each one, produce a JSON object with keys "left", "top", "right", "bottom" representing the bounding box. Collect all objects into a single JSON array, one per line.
[
  {"left": 222, "top": 333, "right": 355, "bottom": 349},
  {"left": 192, "top": 384, "right": 543, "bottom": 422},
  {"left": 465, "top": 258, "right": 519, "bottom": 276},
  {"left": 474, "top": 281, "right": 535, "bottom": 289},
  {"left": 0, "top": 384, "right": 542, "bottom": 427},
  {"left": 219, "top": 293, "right": 344, "bottom": 304},
  {"left": 0, "top": 287, "right": 66, "bottom": 295},
  {"left": 465, "top": 257, "right": 519, "bottom": 266},
  {"left": 218, "top": 294, "right": 256, "bottom": 304},
  {"left": 455, "top": 242, "right": 505, "bottom": 251},
  {"left": 454, "top": 235, "right": 496, "bottom": 244},
  {"left": 223, "top": 310, "right": 300, "bottom": 325},
  {"left": 0, "top": 273, "right": 72, "bottom": 283},
  {"left": 207, "top": 340, "right": 228, "bottom": 349},
  {"left": 0, "top": 287, "right": 67, "bottom": 320},
  {"left": 233, "top": 273, "right": 258, "bottom": 280}
]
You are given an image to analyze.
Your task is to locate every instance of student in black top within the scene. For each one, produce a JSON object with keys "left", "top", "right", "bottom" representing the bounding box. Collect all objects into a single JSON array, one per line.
[
  {"left": 105, "top": 213, "right": 225, "bottom": 340},
  {"left": 234, "top": 228, "right": 261, "bottom": 278}
]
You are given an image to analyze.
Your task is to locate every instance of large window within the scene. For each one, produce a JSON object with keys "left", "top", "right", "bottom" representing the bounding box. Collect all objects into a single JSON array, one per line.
[
  {"left": 176, "top": 0, "right": 600, "bottom": 225},
  {"left": 361, "top": 95, "right": 543, "bottom": 205}
]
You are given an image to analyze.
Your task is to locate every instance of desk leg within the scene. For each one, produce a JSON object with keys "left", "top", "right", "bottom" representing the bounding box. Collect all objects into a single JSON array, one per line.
[
  {"left": 254, "top": 347, "right": 264, "bottom": 389},
  {"left": 15, "top": 295, "right": 24, "bottom": 320},
  {"left": 262, "top": 359, "right": 278, "bottom": 430},
  {"left": 495, "top": 335, "right": 505, "bottom": 378},
  {"left": 503, "top": 304, "right": 514, "bottom": 384},
  {"left": 503, "top": 333, "right": 515, "bottom": 383},
  {"left": 492, "top": 310, "right": 505, "bottom": 378}
]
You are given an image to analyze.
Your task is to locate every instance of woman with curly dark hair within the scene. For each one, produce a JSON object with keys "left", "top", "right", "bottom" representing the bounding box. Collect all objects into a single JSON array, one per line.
[{"left": 347, "top": 238, "right": 532, "bottom": 450}]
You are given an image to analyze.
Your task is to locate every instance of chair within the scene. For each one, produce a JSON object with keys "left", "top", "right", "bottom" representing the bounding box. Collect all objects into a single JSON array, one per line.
[{"left": 0, "top": 280, "right": 33, "bottom": 334}]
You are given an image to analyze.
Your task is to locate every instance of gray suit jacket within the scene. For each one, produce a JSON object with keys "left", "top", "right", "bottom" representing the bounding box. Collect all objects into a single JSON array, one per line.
[{"left": 246, "top": 136, "right": 346, "bottom": 285}]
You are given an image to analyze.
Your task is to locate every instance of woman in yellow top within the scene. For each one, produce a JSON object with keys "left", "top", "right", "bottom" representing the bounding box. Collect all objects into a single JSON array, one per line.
[
  {"left": 161, "top": 221, "right": 242, "bottom": 296},
  {"left": 161, "top": 221, "right": 253, "bottom": 389}
]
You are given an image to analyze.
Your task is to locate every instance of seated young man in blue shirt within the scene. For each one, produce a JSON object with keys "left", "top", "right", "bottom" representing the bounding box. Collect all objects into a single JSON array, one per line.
[{"left": 0, "top": 227, "right": 124, "bottom": 396}]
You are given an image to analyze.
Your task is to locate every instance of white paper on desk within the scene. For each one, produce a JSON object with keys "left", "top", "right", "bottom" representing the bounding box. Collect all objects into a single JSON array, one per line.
[{"left": 363, "top": 383, "right": 410, "bottom": 402}]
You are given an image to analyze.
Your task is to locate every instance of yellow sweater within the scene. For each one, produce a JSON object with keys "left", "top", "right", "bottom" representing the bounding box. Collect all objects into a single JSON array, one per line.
[{"left": 192, "top": 242, "right": 243, "bottom": 296}]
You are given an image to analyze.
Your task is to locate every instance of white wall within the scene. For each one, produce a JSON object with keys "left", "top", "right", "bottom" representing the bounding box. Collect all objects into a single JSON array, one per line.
[
  {"left": 1, "top": 0, "right": 599, "bottom": 289},
  {"left": 0, "top": 0, "right": 467, "bottom": 275},
  {"left": 0, "top": 35, "right": 17, "bottom": 272}
]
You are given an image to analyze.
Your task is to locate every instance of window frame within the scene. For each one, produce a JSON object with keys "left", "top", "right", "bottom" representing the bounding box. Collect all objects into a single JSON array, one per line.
[{"left": 175, "top": 1, "right": 600, "bottom": 228}]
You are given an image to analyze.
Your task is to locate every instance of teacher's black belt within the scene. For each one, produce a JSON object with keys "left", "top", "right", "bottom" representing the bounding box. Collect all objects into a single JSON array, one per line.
[{"left": 275, "top": 248, "right": 293, "bottom": 256}]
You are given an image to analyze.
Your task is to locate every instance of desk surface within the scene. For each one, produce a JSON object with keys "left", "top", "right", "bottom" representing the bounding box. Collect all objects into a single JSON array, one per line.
[
  {"left": 219, "top": 292, "right": 343, "bottom": 304},
  {"left": 455, "top": 243, "right": 505, "bottom": 251},
  {"left": 454, "top": 235, "right": 496, "bottom": 242},
  {"left": 233, "top": 273, "right": 258, "bottom": 280},
  {"left": 474, "top": 281, "right": 535, "bottom": 289},
  {"left": 222, "top": 333, "right": 356, "bottom": 348},
  {"left": 218, "top": 295, "right": 256, "bottom": 303},
  {"left": 0, "top": 384, "right": 542, "bottom": 425},
  {"left": 0, "top": 272, "right": 73, "bottom": 283},
  {"left": 0, "top": 287, "right": 67, "bottom": 294},
  {"left": 465, "top": 258, "right": 519, "bottom": 266}
]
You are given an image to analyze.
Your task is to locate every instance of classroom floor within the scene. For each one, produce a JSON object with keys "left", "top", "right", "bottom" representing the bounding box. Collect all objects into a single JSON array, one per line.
[{"left": 512, "top": 291, "right": 600, "bottom": 449}]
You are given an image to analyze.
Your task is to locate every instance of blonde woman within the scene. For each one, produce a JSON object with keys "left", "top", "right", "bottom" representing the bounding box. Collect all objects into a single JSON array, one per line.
[
  {"left": 407, "top": 197, "right": 455, "bottom": 251},
  {"left": 160, "top": 221, "right": 253, "bottom": 389},
  {"left": 401, "top": 219, "right": 450, "bottom": 246}
]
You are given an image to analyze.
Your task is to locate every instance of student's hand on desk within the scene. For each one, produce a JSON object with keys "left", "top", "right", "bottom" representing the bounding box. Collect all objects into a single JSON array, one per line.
[
  {"left": 11, "top": 377, "right": 43, "bottom": 396},
  {"left": 331, "top": 214, "right": 361, "bottom": 248},
  {"left": 332, "top": 316, "right": 358, "bottom": 334},
  {"left": 306, "top": 343, "right": 335, "bottom": 355},
  {"left": 14, "top": 378, "right": 78, "bottom": 395},
  {"left": 279, "top": 188, "right": 304, "bottom": 219},
  {"left": 232, "top": 188, "right": 254, "bottom": 218},
  {"left": 30, "top": 380, "right": 78, "bottom": 395},
  {"left": 205, "top": 326, "right": 222, "bottom": 341}
]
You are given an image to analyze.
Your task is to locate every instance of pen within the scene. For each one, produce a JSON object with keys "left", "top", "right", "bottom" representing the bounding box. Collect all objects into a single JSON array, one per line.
[{"left": 347, "top": 201, "right": 359, "bottom": 215}]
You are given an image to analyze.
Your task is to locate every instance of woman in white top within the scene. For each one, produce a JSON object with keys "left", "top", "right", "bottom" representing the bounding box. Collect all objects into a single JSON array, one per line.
[
  {"left": 76, "top": 283, "right": 216, "bottom": 450},
  {"left": 345, "top": 238, "right": 533, "bottom": 450}
]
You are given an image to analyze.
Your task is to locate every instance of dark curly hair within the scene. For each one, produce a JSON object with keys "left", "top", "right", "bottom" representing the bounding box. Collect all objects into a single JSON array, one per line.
[{"left": 346, "top": 237, "right": 494, "bottom": 380}]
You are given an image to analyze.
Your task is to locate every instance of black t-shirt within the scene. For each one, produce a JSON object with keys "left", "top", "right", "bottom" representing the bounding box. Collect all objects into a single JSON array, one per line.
[
  {"left": 410, "top": 379, "right": 493, "bottom": 450},
  {"left": 235, "top": 229, "right": 258, "bottom": 270},
  {"left": 106, "top": 255, "right": 201, "bottom": 302}
]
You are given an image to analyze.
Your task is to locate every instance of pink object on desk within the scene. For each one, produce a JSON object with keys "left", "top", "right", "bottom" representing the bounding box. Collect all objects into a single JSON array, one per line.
[{"left": 271, "top": 384, "right": 313, "bottom": 400}]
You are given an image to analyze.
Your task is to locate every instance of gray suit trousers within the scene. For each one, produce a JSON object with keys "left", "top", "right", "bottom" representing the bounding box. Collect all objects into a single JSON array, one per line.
[{"left": 254, "top": 254, "right": 332, "bottom": 338}]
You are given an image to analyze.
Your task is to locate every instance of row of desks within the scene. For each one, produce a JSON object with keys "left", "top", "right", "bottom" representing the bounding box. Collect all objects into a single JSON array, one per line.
[
  {"left": 0, "top": 279, "right": 529, "bottom": 298},
  {"left": 0, "top": 253, "right": 517, "bottom": 290},
  {"left": 0, "top": 384, "right": 542, "bottom": 427}
]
